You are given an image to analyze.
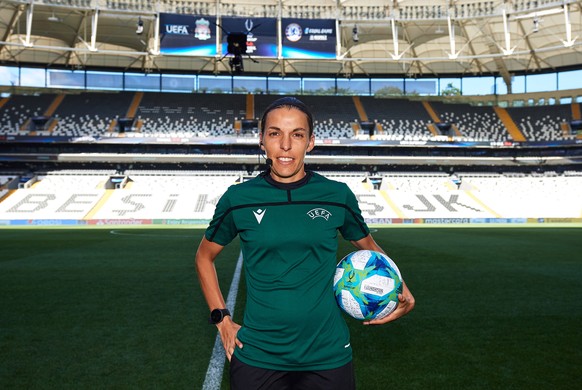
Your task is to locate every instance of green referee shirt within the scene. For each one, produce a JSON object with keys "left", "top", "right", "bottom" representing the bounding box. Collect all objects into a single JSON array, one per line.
[{"left": 205, "top": 170, "right": 370, "bottom": 371}]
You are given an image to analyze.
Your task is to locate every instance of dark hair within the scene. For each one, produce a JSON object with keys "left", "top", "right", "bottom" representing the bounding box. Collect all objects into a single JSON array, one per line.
[{"left": 260, "top": 97, "right": 314, "bottom": 136}]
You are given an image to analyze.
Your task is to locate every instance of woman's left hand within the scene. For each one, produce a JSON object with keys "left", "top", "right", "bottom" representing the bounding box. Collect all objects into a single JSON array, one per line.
[{"left": 363, "top": 281, "right": 415, "bottom": 325}]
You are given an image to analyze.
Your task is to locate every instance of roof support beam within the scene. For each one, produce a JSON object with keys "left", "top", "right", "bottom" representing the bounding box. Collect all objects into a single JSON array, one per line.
[
  {"left": 458, "top": 21, "right": 484, "bottom": 74},
  {"left": 400, "top": 21, "right": 426, "bottom": 76},
  {"left": 0, "top": 4, "right": 25, "bottom": 55},
  {"left": 516, "top": 19, "right": 542, "bottom": 71},
  {"left": 65, "top": 11, "right": 89, "bottom": 67},
  {"left": 22, "top": 1, "right": 33, "bottom": 47},
  {"left": 89, "top": 9, "right": 98, "bottom": 51},
  {"left": 151, "top": 13, "right": 160, "bottom": 55},
  {"left": 562, "top": 3, "right": 577, "bottom": 47}
]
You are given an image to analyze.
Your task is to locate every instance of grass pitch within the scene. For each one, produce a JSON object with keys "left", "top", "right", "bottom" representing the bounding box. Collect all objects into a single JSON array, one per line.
[{"left": 1, "top": 227, "right": 580, "bottom": 389}]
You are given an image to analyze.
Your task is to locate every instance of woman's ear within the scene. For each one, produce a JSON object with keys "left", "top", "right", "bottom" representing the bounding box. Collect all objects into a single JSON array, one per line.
[{"left": 306, "top": 134, "right": 315, "bottom": 153}]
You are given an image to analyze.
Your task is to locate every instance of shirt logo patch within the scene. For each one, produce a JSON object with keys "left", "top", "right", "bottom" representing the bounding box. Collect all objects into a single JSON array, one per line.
[
  {"left": 253, "top": 208, "right": 266, "bottom": 224},
  {"left": 307, "top": 208, "right": 332, "bottom": 221}
]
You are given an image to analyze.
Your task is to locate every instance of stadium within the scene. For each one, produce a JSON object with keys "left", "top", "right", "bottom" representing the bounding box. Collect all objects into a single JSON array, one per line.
[{"left": 0, "top": 1, "right": 580, "bottom": 389}]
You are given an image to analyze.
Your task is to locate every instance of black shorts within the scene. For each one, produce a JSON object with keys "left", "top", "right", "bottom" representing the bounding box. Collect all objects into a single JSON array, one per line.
[{"left": 229, "top": 355, "right": 356, "bottom": 390}]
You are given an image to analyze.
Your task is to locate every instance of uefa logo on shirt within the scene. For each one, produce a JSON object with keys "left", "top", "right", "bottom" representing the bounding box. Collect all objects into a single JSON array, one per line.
[{"left": 307, "top": 208, "right": 332, "bottom": 221}]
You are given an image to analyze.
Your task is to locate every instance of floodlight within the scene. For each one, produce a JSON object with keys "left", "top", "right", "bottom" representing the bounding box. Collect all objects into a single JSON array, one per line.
[{"left": 136, "top": 18, "right": 144, "bottom": 35}]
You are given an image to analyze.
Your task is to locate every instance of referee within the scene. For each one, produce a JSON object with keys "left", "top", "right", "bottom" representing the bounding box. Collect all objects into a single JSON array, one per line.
[{"left": 195, "top": 97, "right": 415, "bottom": 389}]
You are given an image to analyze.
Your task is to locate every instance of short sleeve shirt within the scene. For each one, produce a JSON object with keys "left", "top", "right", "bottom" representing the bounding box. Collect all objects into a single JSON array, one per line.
[{"left": 205, "top": 171, "right": 370, "bottom": 371}]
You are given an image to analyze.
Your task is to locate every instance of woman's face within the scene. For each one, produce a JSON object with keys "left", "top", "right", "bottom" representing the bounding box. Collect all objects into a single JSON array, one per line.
[{"left": 260, "top": 107, "right": 315, "bottom": 183}]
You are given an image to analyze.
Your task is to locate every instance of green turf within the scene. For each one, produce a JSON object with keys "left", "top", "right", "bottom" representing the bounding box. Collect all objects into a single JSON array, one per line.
[{"left": 1, "top": 227, "right": 580, "bottom": 389}]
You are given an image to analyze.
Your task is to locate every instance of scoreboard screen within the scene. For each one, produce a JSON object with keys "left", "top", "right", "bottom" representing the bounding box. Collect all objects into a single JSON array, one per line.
[
  {"left": 220, "top": 17, "right": 277, "bottom": 57},
  {"left": 281, "top": 18, "right": 337, "bottom": 59},
  {"left": 159, "top": 13, "right": 217, "bottom": 56}
]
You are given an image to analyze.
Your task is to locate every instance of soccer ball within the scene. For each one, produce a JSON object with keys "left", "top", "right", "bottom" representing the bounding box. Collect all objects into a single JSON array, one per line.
[{"left": 333, "top": 250, "right": 403, "bottom": 321}]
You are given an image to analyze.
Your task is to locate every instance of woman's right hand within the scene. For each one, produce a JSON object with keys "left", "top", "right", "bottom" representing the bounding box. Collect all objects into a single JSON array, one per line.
[{"left": 217, "top": 316, "right": 243, "bottom": 361}]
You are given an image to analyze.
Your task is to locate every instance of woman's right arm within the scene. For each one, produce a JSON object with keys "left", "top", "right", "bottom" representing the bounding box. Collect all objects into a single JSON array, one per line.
[{"left": 195, "top": 236, "right": 243, "bottom": 361}]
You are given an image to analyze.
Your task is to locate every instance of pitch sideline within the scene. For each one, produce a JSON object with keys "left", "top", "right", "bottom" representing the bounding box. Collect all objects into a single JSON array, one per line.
[{"left": 202, "top": 251, "right": 244, "bottom": 390}]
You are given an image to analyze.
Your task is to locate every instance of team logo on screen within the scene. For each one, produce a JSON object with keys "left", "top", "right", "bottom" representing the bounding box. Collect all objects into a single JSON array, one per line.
[
  {"left": 285, "top": 23, "right": 303, "bottom": 42},
  {"left": 194, "top": 18, "right": 211, "bottom": 40},
  {"left": 245, "top": 19, "right": 254, "bottom": 34}
]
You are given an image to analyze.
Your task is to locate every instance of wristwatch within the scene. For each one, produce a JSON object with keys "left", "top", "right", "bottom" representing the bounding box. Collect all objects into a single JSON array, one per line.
[{"left": 209, "top": 308, "right": 231, "bottom": 324}]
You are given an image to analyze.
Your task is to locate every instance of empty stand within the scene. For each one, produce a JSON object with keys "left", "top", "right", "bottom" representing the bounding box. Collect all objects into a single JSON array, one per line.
[
  {"left": 51, "top": 92, "right": 136, "bottom": 137},
  {"left": 0, "top": 94, "right": 57, "bottom": 135},
  {"left": 0, "top": 92, "right": 578, "bottom": 142},
  {"left": 507, "top": 104, "right": 574, "bottom": 141},
  {"left": 0, "top": 171, "right": 581, "bottom": 222},
  {"left": 254, "top": 95, "right": 358, "bottom": 139},
  {"left": 137, "top": 92, "right": 246, "bottom": 137},
  {"left": 457, "top": 172, "right": 582, "bottom": 218},
  {"left": 430, "top": 102, "right": 507, "bottom": 141},
  {"left": 359, "top": 97, "right": 433, "bottom": 139}
]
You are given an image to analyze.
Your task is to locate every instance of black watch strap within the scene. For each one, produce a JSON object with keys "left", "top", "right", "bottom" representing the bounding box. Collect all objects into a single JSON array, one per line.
[{"left": 209, "top": 308, "right": 231, "bottom": 324}]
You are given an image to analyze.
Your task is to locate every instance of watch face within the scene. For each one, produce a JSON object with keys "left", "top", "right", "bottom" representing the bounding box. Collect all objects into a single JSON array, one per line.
[{"left": 210, "top": 309, "right": 223, "bottom": 323}]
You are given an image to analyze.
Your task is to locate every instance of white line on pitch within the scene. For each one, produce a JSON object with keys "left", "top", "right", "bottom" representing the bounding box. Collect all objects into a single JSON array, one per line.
[{"left": 202, "top": 251, "right": 244, "bottom": 390}]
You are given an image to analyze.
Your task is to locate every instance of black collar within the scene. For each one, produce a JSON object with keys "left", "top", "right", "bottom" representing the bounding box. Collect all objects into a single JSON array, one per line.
[{"left": 261, "top": 169, "right": 313, "bottom": 190}]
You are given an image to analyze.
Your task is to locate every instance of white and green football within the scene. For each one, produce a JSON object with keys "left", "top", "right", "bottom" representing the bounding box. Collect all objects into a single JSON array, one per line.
[{"left": 333, "top": 250, "right": 403, "bottom": 321}]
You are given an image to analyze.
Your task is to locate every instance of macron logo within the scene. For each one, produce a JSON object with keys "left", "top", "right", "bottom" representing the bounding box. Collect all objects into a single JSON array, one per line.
[{"left": 253, "top": 209, "right": 266, "bottom": 224}]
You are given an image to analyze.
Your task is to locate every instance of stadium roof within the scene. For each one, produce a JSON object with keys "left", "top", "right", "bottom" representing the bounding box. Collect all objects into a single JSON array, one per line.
[{"left": 0, "top": 0, "right": 581, "bottom": 87}]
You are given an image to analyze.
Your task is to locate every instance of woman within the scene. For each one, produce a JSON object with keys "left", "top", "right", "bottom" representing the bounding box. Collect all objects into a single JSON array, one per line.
[{"left": 195, "top": 97, "right": 414, "bottom": 389}]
